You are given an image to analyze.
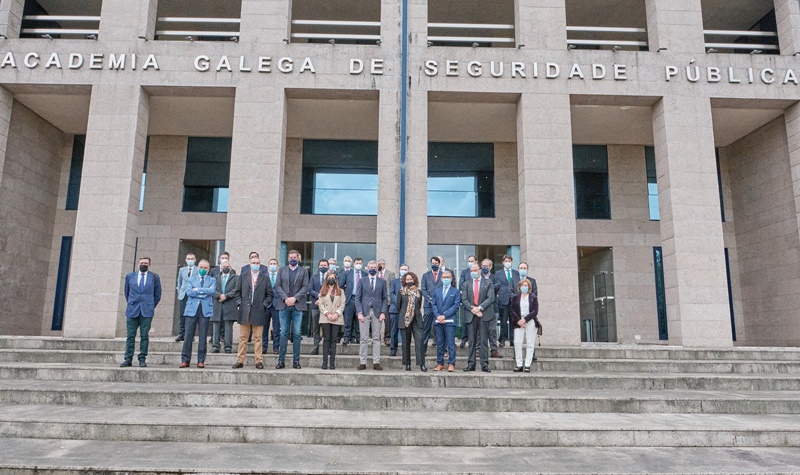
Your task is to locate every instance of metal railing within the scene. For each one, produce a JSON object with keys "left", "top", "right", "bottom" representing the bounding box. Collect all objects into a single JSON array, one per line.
[
  {"left": 20, "top": 15, "right": 100, "bottom": 38},
  {"left": 704, "top": 29, "right": 779, "bottom": 53},
  {"left": 427, "top": 22, "right": 515, "bottom": 46},
  {"left": 567, "top": 26, "right": 648, "bottom": 50},
  {"left": 290, "top": 19, "right": 381, "bottom": 42},
  {"left": 155, "top": 17, "right": 241, "bottom": 40}
]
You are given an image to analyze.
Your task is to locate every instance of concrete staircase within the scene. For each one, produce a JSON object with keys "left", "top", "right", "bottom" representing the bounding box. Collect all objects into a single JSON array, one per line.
[{"left": 1, "top": 336, "right": 800, "bottom": 474}]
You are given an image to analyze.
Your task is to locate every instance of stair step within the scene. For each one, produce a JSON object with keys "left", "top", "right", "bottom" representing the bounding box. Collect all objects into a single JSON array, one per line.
[
  {"left": 2, "top": 380, "right": 799, "bottom": 414},
  {"left": 3, "top": 439, "right": 800, "bottom": 474}
]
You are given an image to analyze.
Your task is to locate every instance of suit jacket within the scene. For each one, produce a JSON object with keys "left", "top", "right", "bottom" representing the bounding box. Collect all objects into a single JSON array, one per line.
[
  {"left": 355, "top": 275, "right": 389, "bottom": 317},
  {"left": 420, "top": 270, "right": 444, "bottom": 309},
  {"left": 389, "top": 277, "right": 402, "bottom": 314},
  {"left": 124, "top": 271, "right": 162, "bottom": 318},
  {"left": 308, "top": 270, "right": 328, "bottom": 309},
  {"left": 316, "top": 291, "right": 346, "bottom": 326},
  {"left": 176, "top": 265, "right": 196, "bottom": 300},
  {"left": 182, "top": 274, "right": 216, "bottom": 318},
  {"left": 459, "top": 268, "right": 472, "bottom": 289},
  {"left": 274, "top": 266, "right": 310, "bottom": 311},
  {"left": 212, "top": 272, "right": 241, "bottom": 322},
  {"left": 494, "top": 268, "right": 521, "bottom": 306},
  {"left": 339, "top": 268, "right": 367, "bottom": 305},
  {"left": 238, "top": 271, "right": 274, "bottom": 326},
  {"left": 459, "top": 276, "right": 496, "bottom": 323},
  {"left": 266, "top": 271, "right": 280, "bottom": 308},
  {"left": 510, "top": 293, "right": 540, "bottom": 327},
  {"left": 431, "top": 285, "right": 461, "bottom": 326}
]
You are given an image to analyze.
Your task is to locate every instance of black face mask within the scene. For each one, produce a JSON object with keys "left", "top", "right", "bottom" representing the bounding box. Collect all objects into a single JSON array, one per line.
[
  {"left": 139, "top": 264, "right": 148, "bottom": 273},
  {"left": 406, "top": 281, "right": 415, "bottom": 287},
  {"left": 222, "top": 267, "right": 230, "bottom": 274},
  {"left": 327, "top": 278, "right": 336, "bottom": 285}
]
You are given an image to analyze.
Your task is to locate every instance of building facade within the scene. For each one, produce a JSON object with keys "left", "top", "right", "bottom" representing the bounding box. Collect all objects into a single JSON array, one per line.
[{"left": 0, "top": 0, "right": 799, "bottom": 348}]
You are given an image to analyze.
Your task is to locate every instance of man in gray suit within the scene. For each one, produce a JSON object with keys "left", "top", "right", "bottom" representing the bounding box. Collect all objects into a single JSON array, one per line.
[
  {"left": 211, "top": 259, "right": 240, "bottom": 354},
  {"left": 460, "top": 263, "right": 496, "bottom": 372},
  {"left": 355, "top": 260, "right": 389, "bottom": 370},
  {"left": 175, "top": 252, "right": 197, "bottom": 342},
  {"left": 274, "top": 249, "right": 309, "bottom": 369}
]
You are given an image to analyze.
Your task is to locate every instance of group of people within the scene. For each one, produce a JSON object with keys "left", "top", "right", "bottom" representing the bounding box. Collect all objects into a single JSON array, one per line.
[{"left": 121, "top": 251, "right": 541, "bottom": 373}]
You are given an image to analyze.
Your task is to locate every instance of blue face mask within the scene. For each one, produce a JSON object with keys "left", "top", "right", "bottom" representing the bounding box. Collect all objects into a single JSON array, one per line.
[
  {"left": 521, "top": 286, "right": 529, "bottom": 294},
  {"left": 319, "top": 267, "right": 328, "bottom": 274},
  {"left": 399, "top": 270, "right": 407, "bottom": 277},
  {"left": 289, "top": 259, "right": 298, "bottom": 267},
  {"left": 442, "top": 278, "right": 451, "bottom": 287},
  {"left": 186, "top": 260, "right": 195, "bottom": 267},
  {"left": 330, "top": 265, "right": 337, "bottom": 272},
  {"left": 519, "top": 269, "right": 528, "bottom": 278},
  {"left": 251, "top": 264, "right": 261, "bottom": 272},
  {"left": 268, "top": 264, "right": 277, "bottom": 273},
  {"left": 470, "top": 272, "right": 479, "bottom": 280},
  {"left": 481, "top": 267, "right": 490, "bottom": 275},
  {"left": 368, "top": 268, "right": 377, "bottom": 276},
  {"left": 431, "top": 264, "right": 440, "bottom": 271}
]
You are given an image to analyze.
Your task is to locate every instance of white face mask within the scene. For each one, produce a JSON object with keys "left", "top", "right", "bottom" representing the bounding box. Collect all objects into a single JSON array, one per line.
[
  {"left": 344, "top": 261, "right": 352, "bottom": 269},
  {"left": 503, "top": 261, "right": 512, "bottom": 270},
  {"left": 354, "top": 264, "right": 363, "bottom": 271}
]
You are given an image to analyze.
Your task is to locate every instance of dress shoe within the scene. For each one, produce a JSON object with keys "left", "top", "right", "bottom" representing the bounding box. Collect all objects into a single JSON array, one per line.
[
  {"left": 532, "top": 356, "right": 537, "bottom": 362},
  {"left": 275, "top": 362, "right": 285, "bottom": 369},
  {"left": 358, "top": 364, "right": 367, "bottom": 370},
  {"left": 138, "top": 360, "right": 147, "bottom": 368},
  {"left": 481, "top": 367, "right": 491, "bottom": 373},
  {"left": 447, "top": 364, "right": 455, "bottom": 372},
  {"left": 293, "top": 362, "right": 302, "bottom": 369},
  {"left": 330, "top": 362, "right": 336, "bottom": 370},
  {"left": 373, "top": 363, "right": 383, "bottom": 371},
  {"left": 463, "top": 365, "right": 476, "bottom": 372},
  {"left": 420, "top": 365, "right": 428, "bottom": 372},
  {"left": 197, "top": 362, "right": 205, "bottom": 368},
  {"left": 212, "top": 348, "right": 220, "bottom": 353},
  {"left": 255, "top": 362, "right": 264, "bottom": 369},
  {"left": 384, "top": 338, "right": 390, "bottom": 346},
  {"left": 389, "top": 351, "right": 397, "bottom": 357},
  {"left": 490, "top": 350, "right": 502, "bottom": 358},
  {"left": 405, "top": 365, "right": 411, "bottom": 371},
  {"left": 175, "top": 336, "right": 184, "bottom": 342},
  {"left": 179, "top": 362, "right": 190, "bottom": 368},
  {"left": 119, "top": 360, "right": 132, "bottom": 367},
  {"left": 232, "top": 362, "right": 244, "bottom": 369},
  {"left": 273, "top": 349, "right": 279, "bottom": 355},
  {"left": 321, "top": 363, "right": 328, "bottom": 370},
  {"left": 513, "top": 366, "right": 524, "bottom": 372},
  {"left": 459, "top": 340, "right": 467, "bottom": 348},
  {"left": 434, "top": 364, "right": 445, "bottom": 372},
  {"left": 225, "top": 349, "right": 232, "bottom": 354},
  {"left": 310, "top": 348, "right": 319, "bottom": 355},
  {"left": 523, "top": 366, "right": 531, "bottom": 373},
  {"left": 499, "top": 341, "right": 505, "bottom": 348}
]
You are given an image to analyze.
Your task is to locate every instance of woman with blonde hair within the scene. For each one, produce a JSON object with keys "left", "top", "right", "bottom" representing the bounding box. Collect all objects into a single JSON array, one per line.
[
  {"left": 398, "top": 271, "right": 427, "bottom": 372},
  {"left": 317, "top": 270, "right": 346, "bottom": 370}
]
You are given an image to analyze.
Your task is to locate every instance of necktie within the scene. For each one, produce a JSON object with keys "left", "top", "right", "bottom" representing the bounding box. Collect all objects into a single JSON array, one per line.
[
  {"left": 356, "top": 271, "right": 361, "bottom": 286},
  {"left": 200, "top": 276, "right": 205, "bottom": 287},
  {"left": 270, "top": 274, "right": 275, "bottom": 287},
  {"left": 474, "top": 279, "right": 479, "bottom": 306},
  {"left": 379, "top": 271, "right": 383, "bottom": 279},
  {"left": 139, "top": 274, "right": 144, "bottom": 289},
  {"left": 222, "top": 275, "right": 228, "bottom": 291},
  {"left": 506, "top": 270, "right": 511, "bottom": 282},
  {"left": 188, "top": 267, "right": 192, "bottom": 277},
  {"left": 433, "top": 272, "right": 438, "bottom": 283},
  {"left": 371, "top": 278, "right": 375, "bottom": 290}
]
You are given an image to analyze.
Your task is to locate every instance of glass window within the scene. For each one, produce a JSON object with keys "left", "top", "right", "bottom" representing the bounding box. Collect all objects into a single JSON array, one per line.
[
  {"left": 182, "top": 137, "right": 232, "bottom": 213},
  {"left": 573, "top": 145, "right": 610, "bottom": 220},
  {"left": 301, "top": 140, "right": 378, "bottom": 216},
  {"left": 645, "top": 146, "right": 659, "bottom": 221},
  {"left": 653, "top": 246, "right": 668, "bottom": 341},
  {"left": 65, "top": 135, "right": 85, "bottom": 211},
  {"left": 428, "top": 143, "right": 494, "bottom": 218}
]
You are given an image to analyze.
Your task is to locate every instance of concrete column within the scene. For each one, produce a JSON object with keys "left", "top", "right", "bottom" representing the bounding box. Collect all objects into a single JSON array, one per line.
[
  {"left": 645, "top": 0, "right": 706, "bottom": 54},
  {"left": 0, "top": 86, "right": 13, "bottom": 188},
  {"left": 408, "top": 0, "right": 428, "bottom": 47},
  {"left": 376, "top": 91, "right": 401, "bottom": 269},
  {"left": 0, "top": 0, "right": 24, "bottom": 39},
  {"left": 516, "top": 93, "right": 580, "bottom": 346},
  {"left": 784, "top": 103, "right": 800, "bottom": 250},
  {"left": 99, "top": 0, "right": 158, "bottom": 42},
  {"left": 516, "top": 0, "right": 567, "bottom": 50},
  {"left": 225, "top": 86, "right": 287, "bottom": 262},
  {"left": 240, "top": 0, "right": 290, "bottom": 45},
  {"left": 651, "top": 96, "right": 731, "bottom": 348},
  {"left": 775, "top": 0, "right": 800, "bottom": 56},
  {"left": 63, "top": 85, "right": 150, "bottom": 338},
  {"left": 404, "top": 91, "right": 428, "bottom": 273}
]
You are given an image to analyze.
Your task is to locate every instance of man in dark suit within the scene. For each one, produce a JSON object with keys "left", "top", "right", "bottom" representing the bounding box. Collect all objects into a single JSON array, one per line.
[
  {"left": 211, "top": 259, "right": 239, "bottom": 354},
  {"left": 121, "top": 256, "right": 162, "bottom": 368},
  {"left": 377, "top": 258, "right": 396, "bottom": 346},
  {"left": 481, "top": 258, "right": 501, "bottom": 358},
  {"left": 262, "top": 258, "right": 281, "bottom": 354},
  {"left": 208, "top": 252, "right": 231, "bottom": 344},
  {"left": 420, "top": 256, "right": 443, "bottom": 355},
  {"left": 431, "top": 270, "right": 461, "bottom": 372},
  {"left": 388, "top": 264, "right": 408, "bottom": 356},
  {"left": 234, "top": 253, "right": 273, "bottom": 369},
  {"left": 274, "top": 249, "right": 309, "bottom": 369},
  {"left": 460, "top": 263, "right": 496, "bottom": 372},
  {"left": 459, "top": 255, "right": 478, "bottom": 348},
  {"left": 495, "top": 254, "right": 520, "bottom": 349},
  {"left": 307, "top": 258, "right": 329, "bottom": 355},
  {"left": 355, "top": 260, "right": 389, "bottom": 370},
  {"left": 338, "top": 257, "right": 366, "bottom": 345}
]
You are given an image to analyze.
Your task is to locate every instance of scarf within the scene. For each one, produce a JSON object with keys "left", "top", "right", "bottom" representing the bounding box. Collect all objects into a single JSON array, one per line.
[{"left": 400, "top": 285, "right": 420, "bottom": 327}]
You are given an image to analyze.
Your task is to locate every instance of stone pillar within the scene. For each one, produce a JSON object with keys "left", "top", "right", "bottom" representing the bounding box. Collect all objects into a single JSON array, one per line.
[
  {"left": 651, "top": 96, "right": 731, "bottom": 348},
  {"left": 784, "top": 103, "right": 800, "bottom": 249},
  {"left": 404, "top": 91, "right": 428, "bottom": 273},
  {"left": 376, "top": 91, "right": 401, "bottom": 269},
  {"left": 225, "top": 86, "right": 287, "bottom": 263},
  {"left": 240, "top": 0, "right": 290, "bottom": 45},
  {"left": 63, "top": 85, "right": 150, "bottom": 338},
  {"left": 0, "top": 0, "right": 24, "bottom": 39},
  {"left": 775, "top": 0, "right": 800, "bottom": 56},
  {"left": 515, "top": 0, "right": 567, "bottom": 50},
  {"left": 99, "top": 0, "right": 158, "bottom": 42},
  {"left": 645, "top": 0, "right": 706, "bottom": 54},
  {"left": 0, "top": 86, "right": 13, "bottom": 187},
  {"left": 516, "top": 93, "right": 580, "bottom": 346}
]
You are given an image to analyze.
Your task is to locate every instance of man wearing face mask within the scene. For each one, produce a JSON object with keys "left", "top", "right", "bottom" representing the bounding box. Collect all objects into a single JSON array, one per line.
[
  {"left": 175, "top": 252, "right": 197, "bottom": 342},
  {"left": 431, "top": 270, "right": 461, "bottom": 372},
  {"left": 376, "top": 258, "right": 395, "bottom": 346},
  {"left": 481, "top": 258, "right": 502, "bottom": 358},
  {"left": 518, "top": 262, "right": 538, "bottom": 298},
  {"left": 307, "top": 259, "right": 330, "bottom": 355},
  {"left": 211, "top": 259, "right": 239, "bottom": 354},
  {"left": 420, "top": 256, "right": 444, "bottom": 356},
  {"left": 180, "top": 259, "right": 216, "bottom": 368},
  {"left": 459, "top": 255, "right": 477, "bottom": 348},
  {"left": 208, "top": 252, "right": 231, "bottom": 345},
  {"left": 494, "top": 254, "right": 520, "bottom": 349},
  {"left": 121, "top": 257, "right": 162, "bottom": 368},
  {"left": 338, "top": 257, "right": 366, "bottom": 345},
  {"left": 355, "top": 260, "right": 389, "bottom": 370},
  {"left": 327, "top": 258, "right": 339, "bottom": 276},
  {"left": 262, "top": 258, "right": 282, "bottom": 355},
  {"left": 459, "top": 263, "right": 495, "bottom": 372},
  {"left": 342, "top": 256, "right": 353, "bottom": 273},
  {"left": 388, "top": 264, "right": 408, "bottom": 356},
  {"left": 274, "top": 250, "right": 309, "bottom": 369},
  {"left": 234, "top": 253, "right": 274, "bottom": 369}
]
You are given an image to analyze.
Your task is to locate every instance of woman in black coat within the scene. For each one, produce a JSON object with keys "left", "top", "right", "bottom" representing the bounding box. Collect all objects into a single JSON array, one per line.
[
  {"left": 509, "top": 280, "right": 540, "bottom": 373},
  {"left": 397, "top": 271, "right": 426, "bottom": 372}
]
